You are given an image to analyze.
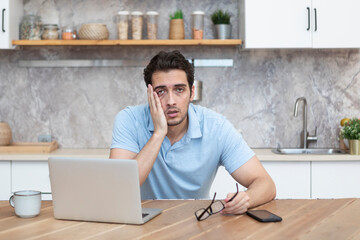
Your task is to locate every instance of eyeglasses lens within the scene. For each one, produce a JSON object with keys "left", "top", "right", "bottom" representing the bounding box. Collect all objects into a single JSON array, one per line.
[
  {"left": 211, "top": 201, "right": 224, "bottom": 214},
  {"left": 195, "top": 208, "right": 210, "bottom": 221}
]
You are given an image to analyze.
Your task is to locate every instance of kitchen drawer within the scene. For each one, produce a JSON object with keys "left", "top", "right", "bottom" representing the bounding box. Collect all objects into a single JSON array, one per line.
[
  {"left": 0, "top": 161, "right": 11, "bottom": 200},
  {"left": 12, "top": 161, "right": 52, "bottom": 200},
  {"left": 312, "top": 161, "right": 360, "bottom": 198},
  {"left": 263, "top": 161, "right": 311, "bottom": 199}
]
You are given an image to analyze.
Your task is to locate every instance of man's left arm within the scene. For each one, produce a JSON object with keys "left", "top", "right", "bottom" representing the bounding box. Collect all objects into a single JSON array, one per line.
[{"left": 221, "top": 155, "right": 276, "bottom": 215}]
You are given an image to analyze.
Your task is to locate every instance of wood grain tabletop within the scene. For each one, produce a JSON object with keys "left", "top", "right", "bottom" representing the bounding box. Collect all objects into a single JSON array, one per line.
[{"left": 0, "top": 198, "right": 359, "bottom": 240}]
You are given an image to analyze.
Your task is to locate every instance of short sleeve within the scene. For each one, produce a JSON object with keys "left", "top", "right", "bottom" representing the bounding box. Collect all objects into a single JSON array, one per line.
[
  {"left": 110, "top": 108, "right": 140, "bottom": 154},
  {"left": 219, "top": 119, "right": 255, "bottom": 174}
]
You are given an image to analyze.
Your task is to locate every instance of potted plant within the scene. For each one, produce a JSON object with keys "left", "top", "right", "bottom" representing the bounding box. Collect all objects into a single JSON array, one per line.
[
  {"left": 169, "top": 10, "right": 184, "bottom": 40},
  {"left": 211, "top": 9, "right": 231, "bottom": 39},
  {"left": 341, "top": 117, "right": 360, "bottom": 155}
]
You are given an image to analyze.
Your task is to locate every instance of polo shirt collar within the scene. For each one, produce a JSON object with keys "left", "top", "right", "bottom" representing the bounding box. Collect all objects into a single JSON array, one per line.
[{"left": 147, "top": 103, "right": 202, "bottom": 139}]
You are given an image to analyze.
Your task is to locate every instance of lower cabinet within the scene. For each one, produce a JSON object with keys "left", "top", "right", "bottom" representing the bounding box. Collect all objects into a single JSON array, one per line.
[
  {"left": 312, "top": 161, "right": 360, "bottom": 199},
  {"left": 12, "top": 161, "right": 52, "bottom": 200},
  {"left": 0, "top": 161, "right": 11, "bottom": 200},
  {"left": 263, "top": 161, "right": 311, "bottom": 199},
  {"left": 211, "top": 161, "right": 311, "bottom": 199}
]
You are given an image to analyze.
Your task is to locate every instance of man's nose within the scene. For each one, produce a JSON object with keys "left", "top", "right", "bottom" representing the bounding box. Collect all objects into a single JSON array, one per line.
[{"left": 167, "top": 91, "right": 176, "bottom": 106}]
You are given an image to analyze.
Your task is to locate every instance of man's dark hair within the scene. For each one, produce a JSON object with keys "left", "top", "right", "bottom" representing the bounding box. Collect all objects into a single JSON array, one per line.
[{"left": 143, "top": 50, "right": 194, "bottom": 90}]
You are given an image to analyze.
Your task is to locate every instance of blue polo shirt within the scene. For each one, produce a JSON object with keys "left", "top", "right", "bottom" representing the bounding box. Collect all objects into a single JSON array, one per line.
[{"left": 111, "top": 103, "right": 254, "bottom": 199}]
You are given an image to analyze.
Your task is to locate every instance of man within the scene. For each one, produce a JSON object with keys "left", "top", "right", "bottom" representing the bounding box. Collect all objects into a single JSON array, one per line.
[{"left": 110, "top": 50, "right": 275, "bottom": 215}]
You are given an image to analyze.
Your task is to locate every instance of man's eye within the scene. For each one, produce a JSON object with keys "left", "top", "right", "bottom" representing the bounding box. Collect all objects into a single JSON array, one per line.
[
  {"left": 176, "top": 88, "right": 184, "bottom": 93},
  {"left": 157, "top": 90, "right": 165, "bottom": 95}
]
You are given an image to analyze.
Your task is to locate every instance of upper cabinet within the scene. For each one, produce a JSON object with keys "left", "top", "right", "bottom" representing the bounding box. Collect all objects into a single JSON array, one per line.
[
  {"left": 239, "top": 0, "right": 360, "bottom": 48},
  {"left": 0, "top": 0, "right": 22, "bottom": 49}
]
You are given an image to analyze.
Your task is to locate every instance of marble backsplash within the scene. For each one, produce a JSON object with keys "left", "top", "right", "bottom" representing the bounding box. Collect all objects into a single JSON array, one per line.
[{"left": 0, "top": 0, "right": 359, "bottom": 149}]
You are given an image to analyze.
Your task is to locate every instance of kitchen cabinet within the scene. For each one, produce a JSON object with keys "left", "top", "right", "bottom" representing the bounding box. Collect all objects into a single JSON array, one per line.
[
  {"left": 239, "top": 0, "right": 360, "bottom": 48},
  {"left": 0, "top": 161, "right": 11, "bottom": 200},
  {"left": 211, "top": 161, "right": 311, "bottom": 199},
  {"left": 312, "top": 161, "right": 360, "bottom": 198},
  {"left": 11, "top": 161, "right": 52, "bottom": 200},
  {"left": 0, "top": 0, "right": 22, "bottom": 49}
]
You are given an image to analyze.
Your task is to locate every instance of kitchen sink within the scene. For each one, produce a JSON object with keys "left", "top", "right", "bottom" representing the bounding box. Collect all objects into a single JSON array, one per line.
[{"left": 272, "top": 148, "right": 346, "bottom": 155}]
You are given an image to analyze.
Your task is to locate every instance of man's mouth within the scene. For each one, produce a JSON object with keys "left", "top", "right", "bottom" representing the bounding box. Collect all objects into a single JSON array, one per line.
[{"left": 166, "top": 109, "right": 179, "bottom": 118}]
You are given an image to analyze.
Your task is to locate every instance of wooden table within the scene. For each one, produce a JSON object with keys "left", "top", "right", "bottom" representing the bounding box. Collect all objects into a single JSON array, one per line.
[{"left": 0, "top": 199, "right": 359, "bottom": 239}]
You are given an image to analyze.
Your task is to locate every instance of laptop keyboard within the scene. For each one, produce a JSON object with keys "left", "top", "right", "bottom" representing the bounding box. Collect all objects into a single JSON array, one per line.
[{"left": 142, "top": 213, "right": 149, "bottom": 218}]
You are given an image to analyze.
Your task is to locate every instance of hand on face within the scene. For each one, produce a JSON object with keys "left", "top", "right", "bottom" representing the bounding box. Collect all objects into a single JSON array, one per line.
[
  {"left": 147, "top": 84, "right": 168, "bottom": 137},
  {"left": 222, "top": 191, "right": 250, "bottom": 215}
]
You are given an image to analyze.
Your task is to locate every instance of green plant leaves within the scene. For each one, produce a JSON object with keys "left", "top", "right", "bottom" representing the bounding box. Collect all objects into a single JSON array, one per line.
[
  {"left": 342, "top": 117, "right": 360, "bottom": 140},
  {"left": 211, "top": 9, "right": 231, "bottom": 25}
]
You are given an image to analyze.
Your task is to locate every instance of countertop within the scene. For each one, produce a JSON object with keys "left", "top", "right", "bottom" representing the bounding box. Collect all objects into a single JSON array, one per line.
[{"left": 0, "top": 148, "right": 360, "bottom": 161}]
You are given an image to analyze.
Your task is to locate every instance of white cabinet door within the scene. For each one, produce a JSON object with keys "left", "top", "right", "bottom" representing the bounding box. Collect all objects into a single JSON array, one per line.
[
  {"left": 312, "top": 0, "right": 360, "bottom": 48},
  {"left": 12, "top": 161, "right": 52, "bottom": 200},
  {"left": 240, "top": 0, "right": 312, "bottom": 48},
  {"left": 210, "top": 166, "right": 244, "bottom": 199},
  {"left": 211, "top": 161, "right": 311, "bottom": 199},
  {"left": 312, "top": 161, "right": 360, "bottom": 198},
  {"left": 0, "top": 161, "right": 11, "bottom": 200},
  {"left": 0, "top": 0, "right": 22, "bottom": 49},
  {"left": 262, "top": 162, "right": 311, "bottom": 199}
]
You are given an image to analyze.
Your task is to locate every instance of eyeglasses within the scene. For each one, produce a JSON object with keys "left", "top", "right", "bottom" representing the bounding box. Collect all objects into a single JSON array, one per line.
[{"left": 195, "top": 183, "right": 239, "bottom": 221}]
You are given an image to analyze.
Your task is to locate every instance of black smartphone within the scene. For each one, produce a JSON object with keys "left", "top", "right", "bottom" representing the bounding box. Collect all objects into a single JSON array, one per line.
[{"left": 246, "top": 210, "right": 282, "bottom": 222}]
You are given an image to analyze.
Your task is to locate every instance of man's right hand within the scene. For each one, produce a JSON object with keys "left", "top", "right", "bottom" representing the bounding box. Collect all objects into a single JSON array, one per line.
[{"left": 147, "top": 84, "right": 167, "bottom": 138}]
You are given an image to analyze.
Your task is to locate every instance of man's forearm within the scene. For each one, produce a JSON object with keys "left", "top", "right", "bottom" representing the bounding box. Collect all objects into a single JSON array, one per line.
[
  {"left": 135, "top": 132, "right": 165, "bottom": 185},
  {"left": 246, "top": 176, "right": 276, "bottom": 208}
]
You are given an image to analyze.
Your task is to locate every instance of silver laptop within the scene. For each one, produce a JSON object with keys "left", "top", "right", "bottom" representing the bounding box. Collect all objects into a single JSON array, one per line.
[{"left": 48, "top": 157, "right": 162, "bottom": 224}]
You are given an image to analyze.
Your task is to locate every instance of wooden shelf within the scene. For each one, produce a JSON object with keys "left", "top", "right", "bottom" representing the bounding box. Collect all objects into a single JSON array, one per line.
[{"left": 12, "top": 39, "right": 242, "bottom": 46}]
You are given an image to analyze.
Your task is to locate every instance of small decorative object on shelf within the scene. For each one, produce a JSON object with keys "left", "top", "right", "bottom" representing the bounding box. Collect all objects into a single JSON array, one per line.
[
  {"left": 19, "top": 14, "right": 43, "bottom": 40},
  {"left": 0, "top": 121, "right": 12, "bottom": 146},
  {"left": 61, "top": 26, "right": 77, "bottom": 40},
  {"left": 146, "top": 11, "right": 159, "bottom": 40},
  {"left": 169, "top": 10, "right": 184, "bottom": 40},
  {"left": 131, "top": 11, "right": 143, "bottom": 40},
  {"left": 42, "top": 24, "right": 59, "bottom": 40},
  {"left": 191, "top": 11, "right": 204, "bottom": 40},
  {"left": 78, "top": 24, "right": 109, "bottom": 40},
  {"left": 341, "top": 117, "right": 360, "bottom": 155},
  {"left": 211, "top": 9, "right": 232, "bottom": 39},
  {"left": 116, "top": 11, "right": 130, "bottom": 40}
]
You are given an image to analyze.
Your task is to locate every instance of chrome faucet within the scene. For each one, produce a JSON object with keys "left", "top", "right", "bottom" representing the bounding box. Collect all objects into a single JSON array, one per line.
[{"left": 294, "top": 97, "right": 317, "bottom": 148}]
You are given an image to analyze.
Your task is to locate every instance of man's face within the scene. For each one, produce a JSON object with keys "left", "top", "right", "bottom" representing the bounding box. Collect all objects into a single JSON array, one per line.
[{"left": 152, "top": 70, "right": 194, "bottom": 127}]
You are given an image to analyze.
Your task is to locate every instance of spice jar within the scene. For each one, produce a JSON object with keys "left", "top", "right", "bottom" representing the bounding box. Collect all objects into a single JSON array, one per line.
[
  {"left": 131, "top": 11, "right": 143, "bottom": 40},
  {"left": 117, "top": 11, "right": 129, "bottom": 40},
  {"left": 19, "top": 14, "right": 43, "bottom": 40},
  {"left": 146, "top": 11, "right": 158, "bottom": 40},
  {"left": 42, "top": 24, "right": 59, "bottom": 40},
  {"left": 61, "top": 27, "right": 77, "bottom": 40},
  {"left": 191, "top": 11, "right": 204, "bottom": 39}
]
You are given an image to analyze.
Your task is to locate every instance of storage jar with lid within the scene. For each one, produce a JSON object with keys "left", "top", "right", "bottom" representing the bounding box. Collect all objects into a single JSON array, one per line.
[
  {"left": 146, "top": 11, "right": 158, "bottom": 40},
  {"left": 191, "top": 11, "right": 204, "bottom": 39},
  {"left": 42, "top": 24, "right": 59, "bottom": 40},
  {"left": 117, "top": 11, "right": 129, "bottom": 40},
  {"left": 61, "top": 27, "right": 77, "bottom": 40},
  {"left": 19, "top": 14, "right": 43, "bottom": 40},
  {"left": 131, "top": 11, "right": 143, "bottom": 40}
]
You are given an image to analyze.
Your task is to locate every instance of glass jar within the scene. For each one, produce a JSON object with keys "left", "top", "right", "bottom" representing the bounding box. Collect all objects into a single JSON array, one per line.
[
  {"left": 146, "top": 11, "right": 158, "bottom": 40},
  {"left": 61, "top": 27, "right": 77, "bottom": 40},
  {"left": 19, "top": 14, "right": 43, "bottom": 40},
  {"left": 117, "top": 11, "right": 129, "bottom": 40},
  {"left": 191, "top": 11, "right": 204, "bottom": 39},
  {"left": 42, "top": 24, "right": 59, "bottom": 40},
  {"left": 131, "top": 11, "right": 143, "bottom": 40}
]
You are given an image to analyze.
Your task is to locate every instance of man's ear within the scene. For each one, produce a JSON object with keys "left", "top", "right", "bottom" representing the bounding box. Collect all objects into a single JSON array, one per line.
[{"left": 190, "top": 84, "right": 195, "bottom": 101}]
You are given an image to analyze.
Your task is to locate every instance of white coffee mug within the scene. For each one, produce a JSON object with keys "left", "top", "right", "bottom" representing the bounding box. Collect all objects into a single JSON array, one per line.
[{"left": 9, "top": 190, "right": 42, "bottom": 218}]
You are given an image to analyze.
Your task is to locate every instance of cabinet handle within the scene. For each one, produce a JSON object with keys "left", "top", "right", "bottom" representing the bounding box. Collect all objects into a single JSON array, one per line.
[
  {"left": 306, "top": 7, "right": 310, "bottom": 31},
  {"left": 314, "top": 8, "right": 317, "bottom": 31},
  {"left": 2, "top": 8, "right": 5, "bottom": 33}
]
